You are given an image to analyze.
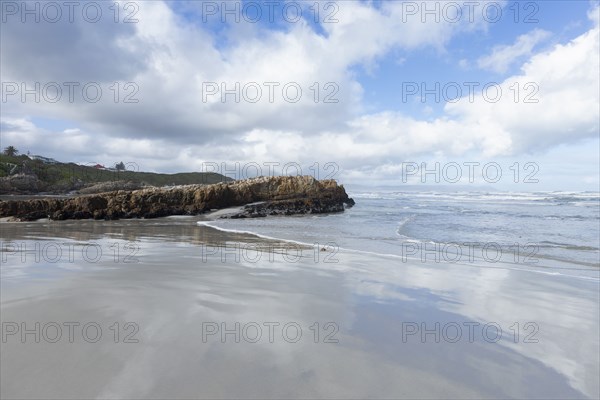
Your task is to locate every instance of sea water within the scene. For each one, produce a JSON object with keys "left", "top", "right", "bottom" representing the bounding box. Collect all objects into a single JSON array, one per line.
[{"left": 203, "top": 191, "right": 600, "bottom": 279}]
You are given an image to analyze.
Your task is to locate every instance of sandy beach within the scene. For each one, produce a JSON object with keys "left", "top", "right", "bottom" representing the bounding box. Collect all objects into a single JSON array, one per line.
[
  {"left": 3, "top": 0, "right": 599, "bottom": 398},
  {"left": 1, "top": 217, "right": 598, "bottom": 399}
]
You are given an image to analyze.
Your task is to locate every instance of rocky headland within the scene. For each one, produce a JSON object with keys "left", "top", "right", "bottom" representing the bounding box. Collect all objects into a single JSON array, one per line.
[{"left": 0, "top": 176, "right": 355, "bottom": 221}]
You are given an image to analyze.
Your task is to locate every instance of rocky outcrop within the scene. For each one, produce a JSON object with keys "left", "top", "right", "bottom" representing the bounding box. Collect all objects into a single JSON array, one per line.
[
  {"left": 0, "top": 176, "right": 355, "bottom": 221},
  {"left": 0, "top": 174, "right": 46, "bottom": 194},
  {"left": 76, "top": 180, "right": 149, "bottom": 195},
  {"left": 0, "top": 173, "right": 88, "bottom": 195},
  {"left": 224, "top": 198, "right": 346, "bottom": 218}
]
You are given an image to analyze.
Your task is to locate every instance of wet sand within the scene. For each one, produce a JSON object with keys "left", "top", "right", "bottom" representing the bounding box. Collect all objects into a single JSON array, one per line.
[{"left": 1, "top": 218, "right": 598, "bottom": 399}]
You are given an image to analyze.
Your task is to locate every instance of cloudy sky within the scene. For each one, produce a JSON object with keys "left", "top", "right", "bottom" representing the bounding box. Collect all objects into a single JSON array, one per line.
[{"left": 1, "top": 0, "right": 598, "bottom": 190}]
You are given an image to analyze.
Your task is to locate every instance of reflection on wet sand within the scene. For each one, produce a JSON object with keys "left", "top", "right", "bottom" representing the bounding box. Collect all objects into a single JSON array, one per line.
[{"left": 1, "top": 218, "right": 598, "bottom": 399}]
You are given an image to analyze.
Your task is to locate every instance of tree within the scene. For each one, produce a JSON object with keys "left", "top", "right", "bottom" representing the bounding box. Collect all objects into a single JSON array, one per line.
[
  {"left": 115, "top": 161, "right": 126, "bottom": 171},
  {"left": 3, "top": 146, "right": 18, "bottom": 156}
]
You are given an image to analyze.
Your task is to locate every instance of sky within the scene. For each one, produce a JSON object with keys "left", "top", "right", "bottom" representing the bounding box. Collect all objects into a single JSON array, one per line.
[{"left": 1, "top": 0, "right": 599, "bottom": 191}]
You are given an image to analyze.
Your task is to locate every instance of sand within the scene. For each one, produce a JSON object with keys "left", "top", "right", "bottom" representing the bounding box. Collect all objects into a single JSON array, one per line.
[{"left": 1, "top": 218, "right": 598, "bottom": 399}]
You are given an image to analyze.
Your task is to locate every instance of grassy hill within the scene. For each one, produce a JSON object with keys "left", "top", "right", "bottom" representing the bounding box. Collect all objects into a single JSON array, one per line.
[{"left": 0, "top": 154, "right": 232, "bottom": 193}]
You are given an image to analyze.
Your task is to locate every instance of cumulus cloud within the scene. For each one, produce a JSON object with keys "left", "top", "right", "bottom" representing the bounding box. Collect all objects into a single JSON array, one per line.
[
  {"left": 477, "top": 29, "right": 551, "bottom": 74},
  {"left": 235, "top": 6, "right": 599, "bottom": 162},
  {"left": 0, "top": 1, "right": 492, "bottom": 141},
  {"left": 1, "top": 1, "right": 598, "bottom": 188}
]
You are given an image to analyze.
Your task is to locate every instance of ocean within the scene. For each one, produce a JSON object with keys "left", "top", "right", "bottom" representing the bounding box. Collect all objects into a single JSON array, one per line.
[{"left": 202, "top": 190, "right": 600, "bottom": 279}]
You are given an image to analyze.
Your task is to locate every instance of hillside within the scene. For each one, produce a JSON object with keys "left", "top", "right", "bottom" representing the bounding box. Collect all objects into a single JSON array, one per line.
[{"left": 0, "top": 154, "right": 232, "bottom": 194}]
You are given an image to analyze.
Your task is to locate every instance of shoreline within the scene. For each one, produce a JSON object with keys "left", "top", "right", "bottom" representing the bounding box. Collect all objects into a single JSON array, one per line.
[
  {"left": 2, "top": 214, "right": 597, "bottom": 280},
  {"left": 197, "top": 217, "right": 600, "bottom": 279}
]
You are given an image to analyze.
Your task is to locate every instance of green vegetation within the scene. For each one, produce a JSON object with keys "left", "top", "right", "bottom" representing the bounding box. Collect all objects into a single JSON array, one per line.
[
  {"left": 0, "top": 152, "right": 231, "bottom": 189},
  {"left": 3, "top": 146, "right": 18, "bottom": 157}
]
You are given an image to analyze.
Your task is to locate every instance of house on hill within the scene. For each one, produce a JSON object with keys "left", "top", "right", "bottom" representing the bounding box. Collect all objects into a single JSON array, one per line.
[{"left": 29, "top": 155, "right": 59, "bottom": 164}]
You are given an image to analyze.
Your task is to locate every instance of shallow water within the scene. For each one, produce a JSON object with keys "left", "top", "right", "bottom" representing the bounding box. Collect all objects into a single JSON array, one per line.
[
  {"left": 1, "top": 218, "right": 598, "bottom": 399},
  {"left": 208, "top": 191, "right": 600, "bottom": 277}
]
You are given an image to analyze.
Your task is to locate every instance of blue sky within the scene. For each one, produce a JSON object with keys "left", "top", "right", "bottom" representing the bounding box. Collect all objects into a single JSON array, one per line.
[
  {"left": 1, "top": 0, "right": 599, "bottom": 190},
  {"left": 356, "top": 0, "right": 594, "bottom": 116}
]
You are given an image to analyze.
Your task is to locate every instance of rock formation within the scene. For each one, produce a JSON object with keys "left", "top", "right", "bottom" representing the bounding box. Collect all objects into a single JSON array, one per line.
[
  {"left": 76, "top": 180, "right": 148, "bottom": 195},
  {"left": 0, "top": 176, "right": 355, "bottom": 221},
  {"left": 0, "top": 174, "right": 46, "bottom": 194}
]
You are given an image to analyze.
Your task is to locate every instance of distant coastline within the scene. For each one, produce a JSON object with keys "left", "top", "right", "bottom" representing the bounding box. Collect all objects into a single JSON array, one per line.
[{"left": 0, "top": 152, "right": 231, "bottom": 195}]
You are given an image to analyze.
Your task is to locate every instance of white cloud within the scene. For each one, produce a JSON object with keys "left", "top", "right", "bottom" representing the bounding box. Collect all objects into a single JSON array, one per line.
[
  {"left": 477, "top": 29, "right": 551, "bottom": 74},
  {"left": 2, "top": 2, "right": 598, "bottom": 189},
  {"left": 0, "top": 1, "right": 493, "bottom": 141},
  {"left": 229, "top": 14, "right": 598, "bottom": 165}
]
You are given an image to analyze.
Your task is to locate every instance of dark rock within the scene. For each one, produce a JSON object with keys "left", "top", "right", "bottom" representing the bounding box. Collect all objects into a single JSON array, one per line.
[{"left": 222, "top": 196, "right": 349, "bottom": 219}]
